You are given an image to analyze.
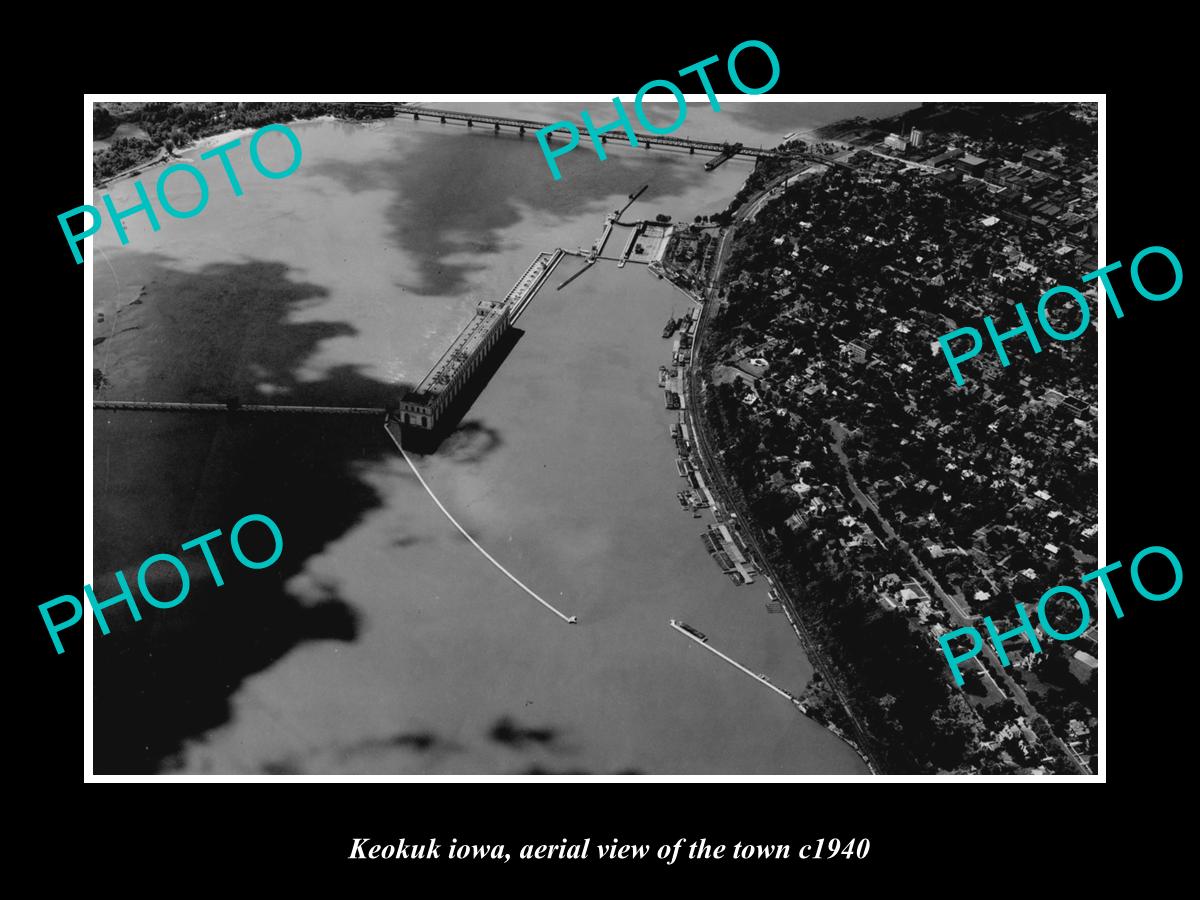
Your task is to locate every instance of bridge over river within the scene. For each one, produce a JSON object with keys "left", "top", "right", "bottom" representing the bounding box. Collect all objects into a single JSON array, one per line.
[
  {"left": 394, "top": 104, "right": 784, "bottom": 160},
  {"left": 93, "top": 400, "right": 386, "bottom": 415}
]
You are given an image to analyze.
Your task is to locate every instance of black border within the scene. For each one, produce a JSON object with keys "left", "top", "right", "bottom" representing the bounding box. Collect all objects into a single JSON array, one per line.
[{"left": 22, "top": 29, "right": 1190, "bottom": 880}]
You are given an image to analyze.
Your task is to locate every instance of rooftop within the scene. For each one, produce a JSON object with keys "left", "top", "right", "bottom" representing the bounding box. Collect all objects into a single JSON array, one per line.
[{"left": 410, "top": 300, "right": 505, "bottom": 401}]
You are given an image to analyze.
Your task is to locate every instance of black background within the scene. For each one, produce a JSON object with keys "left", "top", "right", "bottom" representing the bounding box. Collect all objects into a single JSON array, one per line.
[{"left": 21, "top": 22, "right": 1188, "bottom": 884}]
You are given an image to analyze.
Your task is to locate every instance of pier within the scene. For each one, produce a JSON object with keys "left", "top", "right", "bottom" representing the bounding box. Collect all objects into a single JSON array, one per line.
[
  {"left": 590, "top": 214, "right": 616, "bottom": 261},
  {"left": 619, "top": 184, "right": 648, "bottom": 217},
  {"left": 618, "top": 223, "right": 645, "bottom": 268},
  {"left": 669, "top": 620, "right": 801, "bottom": 707},
  {"left": 507, "top": 249, "right": 564, "bottom": 324}
]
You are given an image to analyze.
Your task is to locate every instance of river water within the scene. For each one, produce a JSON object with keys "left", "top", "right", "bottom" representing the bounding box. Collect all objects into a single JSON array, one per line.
[{"left": 92, "top": 100, "right": 913, "bottom": 774}]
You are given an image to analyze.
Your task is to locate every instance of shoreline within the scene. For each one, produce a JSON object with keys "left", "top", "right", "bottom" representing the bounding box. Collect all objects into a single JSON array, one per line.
[
  {"left": 662, "top": 265, "right": 878, "bottom": 775},
  {"left": 93, "top": 111, "right": 375, "bottom": 189},
  {"left": 660, "top": 161, "right": 884, "bottom": 775}
]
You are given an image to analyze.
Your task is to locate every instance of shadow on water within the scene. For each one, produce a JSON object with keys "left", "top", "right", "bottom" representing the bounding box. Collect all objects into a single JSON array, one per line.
[
  {"left": 257, "top": 730, "right": 461, "bottom": 774},
  {"left": 307, "top": 126, "right": 702, "bottom": 298},
  {"left": 92, "top": 252, "right": 521, "bottom": 773},
  {"left": 523, "top": 767, "right": 645, "bottom": 775},
  {"left": 95, "top": 256, "right": 395, "bottom": 407},
  {"left": 489, "top": 716, "right": 558, "bottom": 749}
]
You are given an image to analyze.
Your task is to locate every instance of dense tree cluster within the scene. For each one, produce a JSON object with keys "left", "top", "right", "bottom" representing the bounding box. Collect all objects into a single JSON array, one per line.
[
  {"left": 701, "top": 375, "right": 982, "bottom": 772},
  {"left": 94, "top": 137, "right": 159, "bottom": 180},
  {"left": 689, "top": 112, "right": 1097, "bottom": 770},
  {"left": 93, "top": 102, "right": 393, "bottom": 180},
  {"left": 94, "top": 105, "right": 117, "bottom": 139}
]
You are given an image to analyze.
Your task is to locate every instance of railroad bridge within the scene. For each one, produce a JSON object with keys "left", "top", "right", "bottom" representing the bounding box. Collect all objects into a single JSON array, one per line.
[{"left": 393, "top": 104, "right": 783, "bottom": 160}]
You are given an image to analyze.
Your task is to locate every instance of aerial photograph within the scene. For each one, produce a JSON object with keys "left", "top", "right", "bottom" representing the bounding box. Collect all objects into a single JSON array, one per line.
[{"left": 88, "top": 98, "right": 1099, "bottom": 775}]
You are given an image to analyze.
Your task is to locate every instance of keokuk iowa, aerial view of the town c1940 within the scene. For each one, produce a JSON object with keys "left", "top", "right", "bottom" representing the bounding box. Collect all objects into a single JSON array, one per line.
[{"left": 75, "top": 88, "right": 1112, "bottom": 777}]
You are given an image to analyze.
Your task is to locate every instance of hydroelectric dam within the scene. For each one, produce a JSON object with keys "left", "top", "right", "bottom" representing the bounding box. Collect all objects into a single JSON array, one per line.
[
  {"left": 394, "top": 249, "right": 564, "bottom": 431},
  {"left": 93, "top": 249, "right": 564, "bottom": 431}
]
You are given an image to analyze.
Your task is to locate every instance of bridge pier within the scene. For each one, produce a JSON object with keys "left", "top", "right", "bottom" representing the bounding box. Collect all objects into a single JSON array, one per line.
[
  {"left": 467, "top": 119, "right": 473, "bottom": 127},
  {"left": 413, "top": 113, "right": 419, "bottom": 121},
  {"left": 690, "top": 147, "right": 695, "bottom": 155},
  {"left": 601, "top": 135, "right": 607, "bottom": 144},
  {"left": 440, "top": 116, "right": 445, "bottom": 124},
  {"left": 519, "top": 125, "right": 525, "bottom": 135},
  {"left": 494, "top": 123, "right": 500, "bottom": 133}
]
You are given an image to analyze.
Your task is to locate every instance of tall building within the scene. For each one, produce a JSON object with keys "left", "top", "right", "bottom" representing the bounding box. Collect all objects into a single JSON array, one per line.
[
  {"left": 909, "top": 127, "right": 925, "bottom": 148},
  {"left": 845, "top": 341, "right": 869, "bottom": 364}
]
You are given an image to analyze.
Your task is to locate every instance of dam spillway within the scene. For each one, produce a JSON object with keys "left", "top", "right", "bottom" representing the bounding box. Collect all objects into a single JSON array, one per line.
[{"left": 396, "top": 249, "right": 563, "bottom": 431}]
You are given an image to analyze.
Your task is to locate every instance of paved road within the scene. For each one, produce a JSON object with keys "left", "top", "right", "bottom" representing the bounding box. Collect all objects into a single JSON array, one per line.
[
  {"left": 827, "top": 421, "right": 974, "bottom": 619},
  {"left": 825, "top": 425, "right": 1090, "bottom": 774}
]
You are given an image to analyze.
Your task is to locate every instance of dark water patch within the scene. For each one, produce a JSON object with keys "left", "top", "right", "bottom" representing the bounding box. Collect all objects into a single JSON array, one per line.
[
  {"left": 523, "top": 766, "right": 644, "bottom": 775},
  {"left": 93, "top": 254, "right": 427, "bottom": 773},
  {"left": 94, "top": 252, "right": 405, "bottom": 407},
  {"left": 489, "top": 716, "right": 558, "bottom": 749},
  {"left": 382, "top": 732, "right": 438, "bottom": 751},
  {"left": 94, "top": 413, "right": 387, "bottom": 773},
  {"left": 439, "top": 421, "right": 503, "bottom": 465},
  {"left": 261, "top": 760, "right": 303, "bottom": 775},
  {"left": 350, "top": 731, "right": 451, "bottom": 754},
  {"left": 308, "top": 128, "right": 703, "bottom": 297},
  {"left": 327, "top": 731, "right": 462, "bottom": 771},
  {"left": 300, "top": 598, "right": 359, "bottom": 642}
]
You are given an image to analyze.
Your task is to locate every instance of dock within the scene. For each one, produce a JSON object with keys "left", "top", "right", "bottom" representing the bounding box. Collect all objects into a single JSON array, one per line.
[
  {"left": 618, "top": 222, "right": 645, "bottom": 268},
  {"left": 619, "top": 184, "right": 648, "bottom": 218},
  {"left": 591, "top": 214, "right": 616, "bottom": 261},
  {"left": 700, "top": 522, "right": 756, "bottom": 585},
  {"left": 669, "top": 619, "right": 800, "bottom": 706}
]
